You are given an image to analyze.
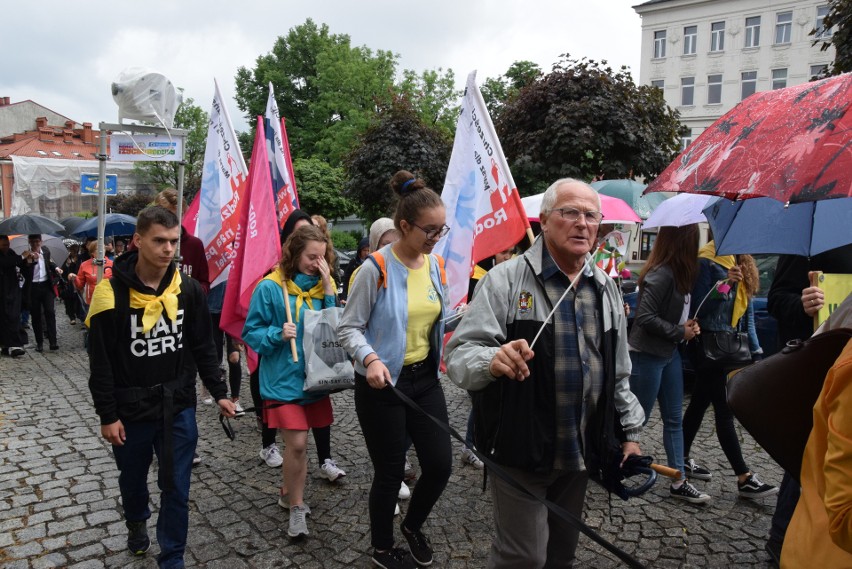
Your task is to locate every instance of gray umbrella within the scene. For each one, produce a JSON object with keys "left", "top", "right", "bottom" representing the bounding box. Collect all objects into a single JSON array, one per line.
[
  {"left": 58, "top": 216, "right": 87, "bottom": 237},
  {"left": 0, "top": 214, "right": 65, "bottom": 235}
]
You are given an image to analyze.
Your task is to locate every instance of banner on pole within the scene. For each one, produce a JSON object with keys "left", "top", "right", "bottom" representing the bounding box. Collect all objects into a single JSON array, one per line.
[
  {"left": 436, "top": 71, "right": 530, "bottom": 309},
  {"left": 80, "top": 173, "right": 118, "bottom": 196},
  {"left": 197, "top": 79, "right": 248, "bottom": 287},
  {"left": 109, "top": 134, "right": 184, "bottom": 162},
  {"left": 265, "top": 83, "right": 300, "bottom": 228}
]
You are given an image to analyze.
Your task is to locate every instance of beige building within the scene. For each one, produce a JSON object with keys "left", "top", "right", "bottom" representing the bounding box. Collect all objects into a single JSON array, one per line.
[{"left": 633, "top": 0, "right": 836, "bottom": 145}]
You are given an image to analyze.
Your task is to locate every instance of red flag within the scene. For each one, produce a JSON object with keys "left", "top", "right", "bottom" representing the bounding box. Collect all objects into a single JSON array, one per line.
[
  {"left": 182, "top": 193, "right": 200, "bottom": 236},
  {"left": 219, "top": 117, "right": 282, "bottom": 371}
]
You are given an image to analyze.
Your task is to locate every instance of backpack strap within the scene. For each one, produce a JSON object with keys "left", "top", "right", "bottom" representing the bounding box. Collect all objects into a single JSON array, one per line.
[
  {"left": 433, "top": 254, "right": 447, "bottom": 286},
  {"left": 367, "top": 251, "right": 388, "bottom": 290}
]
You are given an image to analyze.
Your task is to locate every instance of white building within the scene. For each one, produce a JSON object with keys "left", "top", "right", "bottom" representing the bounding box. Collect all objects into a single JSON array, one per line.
[{"left": 633, "top": 0, "right": 836, "bottom": 145}]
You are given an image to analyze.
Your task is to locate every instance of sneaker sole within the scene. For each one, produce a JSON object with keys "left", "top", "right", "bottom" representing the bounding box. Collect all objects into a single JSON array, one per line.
[
  {"left": 287, "top": 529, "right": 309, "bottom": 538},
  {"left": 739, "top": 487, "right": 779, "bottom": 500},
  {"left": 670, "top": 493, "right": 711, "bottom": 504},
  {"left": 128, "top": 542, "right": 150, "bottom": 556}
]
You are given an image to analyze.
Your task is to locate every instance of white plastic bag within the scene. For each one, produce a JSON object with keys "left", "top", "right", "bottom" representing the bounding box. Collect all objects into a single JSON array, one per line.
[
  {"left": 111, "top": 67, "right": 182, "bottom": 128},
  {"left": 302, "top": 307, "right": 355, "bottom": 392}
]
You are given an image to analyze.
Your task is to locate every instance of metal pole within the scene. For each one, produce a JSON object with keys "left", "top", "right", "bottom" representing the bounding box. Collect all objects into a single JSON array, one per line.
[
  {"left": 96, "top": 123, "right": 108, "bottom": 283},
  {"left": 175, "top": 160, "right": 185, "bottom": 266}
]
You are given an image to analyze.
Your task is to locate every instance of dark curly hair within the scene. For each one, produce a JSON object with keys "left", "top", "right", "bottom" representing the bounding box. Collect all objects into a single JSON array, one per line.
[{"left": 278, "top": 225, "right": 335, "bottom": 281}]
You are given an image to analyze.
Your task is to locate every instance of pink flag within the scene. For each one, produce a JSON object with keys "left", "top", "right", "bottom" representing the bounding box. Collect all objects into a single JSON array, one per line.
[
  {"left": 220, "top": 117, "right": 282, "bottom": 371},
  {"left": 182, "top": 193, "right": 200, "bottom": 236}
]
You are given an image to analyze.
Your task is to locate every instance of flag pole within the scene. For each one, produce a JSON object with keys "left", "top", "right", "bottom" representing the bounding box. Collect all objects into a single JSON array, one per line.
[{"left": 282, "top": 284, "right": 299, "bottom": 362}]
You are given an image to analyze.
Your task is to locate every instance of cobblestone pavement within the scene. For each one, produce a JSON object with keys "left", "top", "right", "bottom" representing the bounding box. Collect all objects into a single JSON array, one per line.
[{"left": 1, "top": 316, "right": 783, "bottom": 568}]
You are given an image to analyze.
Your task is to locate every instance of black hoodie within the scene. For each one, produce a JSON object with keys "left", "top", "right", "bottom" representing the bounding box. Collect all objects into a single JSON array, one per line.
[{"left": 88, "top": 251, "right": 225, "bottom": 425}]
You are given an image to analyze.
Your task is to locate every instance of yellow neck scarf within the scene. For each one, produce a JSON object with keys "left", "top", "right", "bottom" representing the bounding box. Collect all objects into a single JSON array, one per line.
[
  {"left": 698, "top": 241, "right": 748, "bottom": 327},
  {"left": 130, "top": 271, "right": 182, "bottom": 333},
  {"left": 84, "top": 270, "right": 182, "bottom": 332},
  {"left": 263, "top": 268, "right": 327, "bottom": 322}
]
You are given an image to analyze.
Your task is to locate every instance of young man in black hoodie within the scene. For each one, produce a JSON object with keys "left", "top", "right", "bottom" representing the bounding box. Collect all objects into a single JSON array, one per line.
[{"left": 87, "top": 206, "right": 235, "bottom": 568}]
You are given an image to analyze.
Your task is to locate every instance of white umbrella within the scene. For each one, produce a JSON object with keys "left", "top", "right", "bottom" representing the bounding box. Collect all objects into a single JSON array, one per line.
[
  {"left": 641, "top": 194, "right": 720, "bottom": 229},
  {"left": 10, "top": 234, "right": 69, "bottom": 266}
]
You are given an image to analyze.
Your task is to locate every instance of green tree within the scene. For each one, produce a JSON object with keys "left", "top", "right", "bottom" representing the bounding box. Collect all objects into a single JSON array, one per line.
[
  {"left": 292, "top": 157, "right": 357, "bottom": 220},
  {"left": 496, "top": 56, "right": 683, "bottom": 193},
  {"left": 813, "top": 0, "right": 852, "bottom": 75},
  {"left": 132, "top": 96, "right": 208, "bottom": 202},
  {"left": 104, "top": 191, "right": 155, "bottom": 217},
  {"left": 480, "top": 60, "right": 541, "bottom": 121},
  {"left": 396, "top": 67, "right": 460, "bottom": 137},
  {"left": 345, "top": 96, "right": 452, "bottom": 222},
  {"left": 234, "top": 19, "right": 398, "bottom": 165}
]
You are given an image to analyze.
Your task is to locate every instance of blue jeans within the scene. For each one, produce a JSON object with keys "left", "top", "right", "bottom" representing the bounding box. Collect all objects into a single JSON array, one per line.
[
  {"left": 112, "top": 407, "right": 198, "bottom": 569},
  {"left": 629, "top": 348, "right": 685, "bottom": 479}
]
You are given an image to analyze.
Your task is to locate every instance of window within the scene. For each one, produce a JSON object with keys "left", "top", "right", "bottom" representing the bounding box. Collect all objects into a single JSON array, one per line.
[
  {"left": 654, "top": 30, "right": 667, "bottom": 58},
  {"left": 36, "top": 150, "right": 48, "bottom": 156},
  {"left": 775, "top": 11, "right": 792, "bottom": 44},
  {"left": 683, "top": 25, "right": 697, "bottom": 55},
  {"left": 810, "top": 64, "right": 828, "bottom": 80},
  {"left": 651, "top": 79, "right": 665, "bottom": 90},
  {"left": 708, "top": 74, "right": 723, "bottom": 104},
  {"left": 772, "top": 68, "right": 788, "bottom": 90},
  {"left": 816, "top": 5, "right": 833, "bottom": 38},
  {"left": 745, "top": 16, "right": 761, "bottom": 47},
  {"left": 742, "top": 71, "right": 757, "bottom": 100},
  {"left": 710, "top": 21, "right": 725, "bottom": 52},
  {"left": 681, "top": 77, "right": 695, "bottom": 106},
  {"left": 51, "top": 151, "right": 62, "bottom": 156},
  {"left": 681, "top": 128, "right": 693, "bottom": 150}
]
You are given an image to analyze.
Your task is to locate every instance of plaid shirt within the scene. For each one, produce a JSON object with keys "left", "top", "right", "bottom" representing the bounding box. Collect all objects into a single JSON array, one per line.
[{"left": 541, "top": 246, "right": 605, "bottom": 471}]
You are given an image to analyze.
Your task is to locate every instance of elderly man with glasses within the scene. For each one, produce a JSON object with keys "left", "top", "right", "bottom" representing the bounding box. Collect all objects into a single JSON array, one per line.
[{"left": 446, "top": 178, "right": 644, "bottom": 568}]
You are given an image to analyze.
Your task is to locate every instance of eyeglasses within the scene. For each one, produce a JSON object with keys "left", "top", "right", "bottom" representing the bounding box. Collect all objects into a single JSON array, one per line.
[
  {"left": 550, "top": 208, "right": 604, "bottom": 224},
  {"left": 219, "top": 414, "right": 235, "bottom": 441},
  {"left": 410, "top": 222, "right": 451, "bottom": 240}
]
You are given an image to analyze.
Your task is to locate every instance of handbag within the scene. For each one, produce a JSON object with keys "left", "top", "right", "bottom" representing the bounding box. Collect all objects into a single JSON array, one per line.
[
  {"left": 726, "top": 328, "right": 852, "bottom": 482},
  {"left": 699, "top": 329, "right": 752, "bottom": 370},
  {"left": 301, "top": 306, "right": 355, "bottom": 392}
]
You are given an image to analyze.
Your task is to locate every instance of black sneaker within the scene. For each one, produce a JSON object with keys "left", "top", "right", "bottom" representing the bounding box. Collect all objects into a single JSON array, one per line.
[
  {"left": 372, "top": 547, "right": 416, "bottom": 569},
  {"left": 10, "top": 347, "right": 25, "bottom": 357},
  {"left": 401, "top": 525, "right": 433, "bottom": 566},
  {"left": 738, "top": 473, "right": 778, "bottom": 499},
  {"left": 126, "top": 521, "right": 150, "bottom": 555},
  {"left": 670, "top": 480, "right": 711, "bottom": 504},
  {"left": 684, "top": 458, "right": 712, "bottom": 481}
]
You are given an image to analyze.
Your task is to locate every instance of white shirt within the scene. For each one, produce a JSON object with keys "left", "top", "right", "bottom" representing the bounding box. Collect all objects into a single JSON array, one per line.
[{"left": 31, "top": 250, "right": 47, "bottom": 282}]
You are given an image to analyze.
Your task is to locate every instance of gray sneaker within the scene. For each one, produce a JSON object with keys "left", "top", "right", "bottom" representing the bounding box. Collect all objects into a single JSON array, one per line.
[
  {"left": 278, "top": 495, "right": 311, "bottom": 515},
  {"left": 287, "top": 504, "right": 309, "bottom": 538}
]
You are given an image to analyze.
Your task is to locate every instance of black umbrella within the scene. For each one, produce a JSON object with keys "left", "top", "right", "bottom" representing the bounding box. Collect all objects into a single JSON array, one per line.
[
  {"left": 0, "top": 214, "right": 65, "bottom": 236},
  {"left": 58, "top": 216, "right": 87, "bottom": 237}
]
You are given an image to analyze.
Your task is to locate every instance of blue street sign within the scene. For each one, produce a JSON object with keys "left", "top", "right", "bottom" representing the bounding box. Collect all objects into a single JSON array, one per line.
[{"left": 80, "top": 173, "right": 118, "bottom": 196}]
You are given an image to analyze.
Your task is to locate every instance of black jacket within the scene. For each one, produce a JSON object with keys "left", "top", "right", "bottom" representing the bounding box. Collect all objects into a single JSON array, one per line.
[
  {"left": 87, "top": 252, "right": 226, "bottom": 425},
  {"left": 629, "top": 265, "right": 688, "bottom": 357}
]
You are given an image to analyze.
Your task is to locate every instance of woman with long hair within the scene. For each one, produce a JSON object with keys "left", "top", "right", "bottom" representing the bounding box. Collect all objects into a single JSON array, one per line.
[
  {"left": 339, "top": 170, "right": 453, "bottom": 569},
  {"left": 738, "top": 254, "right": 764, "bottom": 360},
  {"left": 681, "top": 241, "right": 778, "bottom": 499},
  {"left": 242, "top": 224, "right": 338, "bottom": 538},
  {"left": 628, "top": 225, "right": 709, "bottom": 503}
]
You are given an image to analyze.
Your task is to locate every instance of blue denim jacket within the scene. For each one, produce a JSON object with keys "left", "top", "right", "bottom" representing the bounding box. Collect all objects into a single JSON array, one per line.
[{"left": 690, "top": 258, "right": 738, "bottom": 332}]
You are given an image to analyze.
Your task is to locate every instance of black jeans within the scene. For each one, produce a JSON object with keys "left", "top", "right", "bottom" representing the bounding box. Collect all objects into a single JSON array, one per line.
[
  {"left": 30, "top": 281, "right": 57, "bottom": 347},
  {"left": 355, "top": 361, "right": 452, "bottom": 550},
  {"left": 210, "top": 312, "right": 241, "bottom": 399},
  {"left": 682, "top": 345, "right": 749, "bottom": 475}
]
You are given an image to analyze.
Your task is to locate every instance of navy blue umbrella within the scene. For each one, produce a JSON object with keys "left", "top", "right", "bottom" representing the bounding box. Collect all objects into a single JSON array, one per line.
[
  {"left": 72, "top": 214, "right": 137, "bottom": 238},
  {"left": 703, "top": 197, "right": 852, "bottom": 257}
]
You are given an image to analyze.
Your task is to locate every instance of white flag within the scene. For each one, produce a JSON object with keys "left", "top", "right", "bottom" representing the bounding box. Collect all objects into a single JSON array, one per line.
[
  {"left": 436, "top": 71, "right": 529, "bottom": 309},
  {"left": 197, "top": 79, "right": 248, "bottom": 287}
]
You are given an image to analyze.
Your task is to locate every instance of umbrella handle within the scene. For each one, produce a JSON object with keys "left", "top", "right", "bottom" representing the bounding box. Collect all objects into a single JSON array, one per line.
[
  {"left": 621, "top": 466, "right": 658, "bottom": 497},
  {"left": 650, "top": 463, "right": 682, "bottom": 480}
]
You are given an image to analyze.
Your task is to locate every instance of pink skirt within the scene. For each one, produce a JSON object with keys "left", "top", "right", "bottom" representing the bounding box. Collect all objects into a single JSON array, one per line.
[{"left": 263, "top": 397, "right": 333, "bottom": 430}]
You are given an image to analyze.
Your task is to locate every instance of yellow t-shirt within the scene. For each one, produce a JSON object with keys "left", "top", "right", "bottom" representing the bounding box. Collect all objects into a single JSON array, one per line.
[{"left": 395, "top": 252, "right": 441, "bottom": 365}]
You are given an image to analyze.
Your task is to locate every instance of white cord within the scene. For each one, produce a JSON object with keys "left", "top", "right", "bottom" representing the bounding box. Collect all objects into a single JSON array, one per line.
[{"left": 529, "top": 256, "right": 593, "bottom": 350}]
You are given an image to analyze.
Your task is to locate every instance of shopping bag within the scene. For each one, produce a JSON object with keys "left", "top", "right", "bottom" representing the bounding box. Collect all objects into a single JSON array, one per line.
[{"left": 302, "top": 307, "right": 355, "bottom": 392}]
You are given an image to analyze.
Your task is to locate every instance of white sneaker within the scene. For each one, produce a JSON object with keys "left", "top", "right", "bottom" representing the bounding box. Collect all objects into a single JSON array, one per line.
[
  {"left": 278, "top": 495, "right": 311, "bottom": 515},
  {"left": 461, "top": 448, "right": 485, "bottom": 469},
  {"left": 287, "top": 505, "right": 309, "bottom": 538},
  {"left": 318, "top": 458, "right": 346, "bottom": 482},
  {"left": 233, "top": 400, "right": 245, "bottom": 417},
  {"left": 202, "top": 396, "right": 213, "bottom": 405},
  {"left": 394, "top": 502, "right": 400, "bottom": 516},
  {"left": 259, "top": 444, "right": 283, "bottom": 468},
  {"left": 398, "top": 481, "right": 411, "bottom": 500}
]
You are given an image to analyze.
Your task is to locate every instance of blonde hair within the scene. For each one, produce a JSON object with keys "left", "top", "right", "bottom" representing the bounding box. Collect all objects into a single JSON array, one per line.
[
  {"left": 154, "top": 188, "right": 187, "bottom": 214},
  {"left": 738, "top": 254, "right": 760, "bottom": 298}
]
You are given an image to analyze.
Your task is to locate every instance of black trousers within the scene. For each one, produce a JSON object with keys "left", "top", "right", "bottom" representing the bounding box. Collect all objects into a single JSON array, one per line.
[
  {"left": 0, "top": 290, "right": 23, "bottom": 349},
  {"left": 355, "top": 361, "right": 452, "bottom": 550},
  {"left": 30, "top": 281, "right": 57, "bottom": 347}
]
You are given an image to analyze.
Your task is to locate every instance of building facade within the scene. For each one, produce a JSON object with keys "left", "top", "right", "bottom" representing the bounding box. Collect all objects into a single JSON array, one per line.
[{"left": 634, "top": 0, "right": 836, "bottom": 144}]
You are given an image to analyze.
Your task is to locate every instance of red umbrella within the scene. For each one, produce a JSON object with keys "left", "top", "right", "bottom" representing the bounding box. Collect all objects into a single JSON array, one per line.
[{"left": 646, "top": 73, "right": 852, "bottom": 203}]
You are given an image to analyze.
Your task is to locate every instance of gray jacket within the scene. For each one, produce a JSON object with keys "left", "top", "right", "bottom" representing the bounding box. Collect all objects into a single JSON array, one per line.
[
  {"left": 628, "top": 265, "right": 687, "bottom": 358},
  {"left": 445, "top": 237, "right": 643, "bottom": 472}
]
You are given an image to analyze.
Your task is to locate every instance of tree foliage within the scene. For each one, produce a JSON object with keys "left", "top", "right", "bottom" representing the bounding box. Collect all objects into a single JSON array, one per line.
[
  {"left": 132, "top": 96, "right": 208, "bottom": 202},
  {"left": 234, "top": 19, "right": 398, "bottom": 165},
  {"left": 480, "top": 60, "right": 542, "bottom": 121},
  {"left": 292, "top": 157, "right": 357, "bottom": 220},
  {"left": 496, "top": 56, "right": 683, "bottom": 194},
  {"left": 814, "top": 0, "right": 852, "bottom": 75},
  {"left": 105, "top": 190, "right": 155, "bottom": 217},
  {"left": 345, "top": 96, "right": 452, "bottom": 222},
  {"left": 396, "top": 67, "right": 460, "bottom": 137}
]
